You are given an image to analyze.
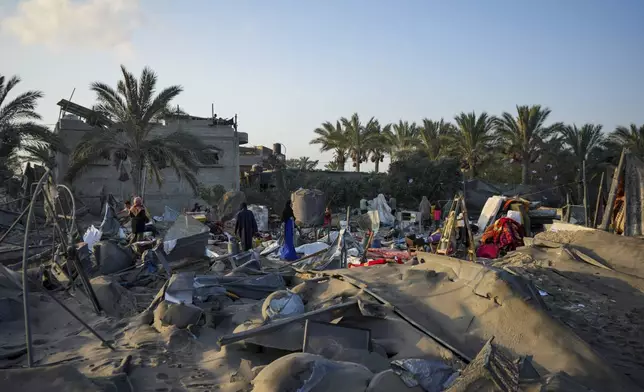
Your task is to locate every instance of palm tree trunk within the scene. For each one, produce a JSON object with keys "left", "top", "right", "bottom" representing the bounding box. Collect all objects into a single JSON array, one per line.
[
  {"left": 374, "top": 159, "right": 380, "bottom": 173},
  {"left": 131, "top": 159, "right": 144, "bottom": 197},
  {"left": 521, "top": 161, "right": 530, "bottom": 185},
  {"left": 355, "top": 159, "right": 361, "bottom": 172}
]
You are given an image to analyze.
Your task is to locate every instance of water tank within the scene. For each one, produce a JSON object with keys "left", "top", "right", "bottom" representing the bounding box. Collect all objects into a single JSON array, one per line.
[
  {"left": 273, "top": 143, "right": 282, "bottom": 155},
  {"left": 291, "top": 189, "right": 325, "bottom": 227}
]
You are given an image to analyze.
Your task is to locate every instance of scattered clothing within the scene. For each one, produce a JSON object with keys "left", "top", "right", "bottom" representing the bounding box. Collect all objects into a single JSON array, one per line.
[
  {"left": 479, "top": 217, "right": 525, "bottom": 257},
  {"left": 279, "top": 217, "right": 298, "bottom": 261}
]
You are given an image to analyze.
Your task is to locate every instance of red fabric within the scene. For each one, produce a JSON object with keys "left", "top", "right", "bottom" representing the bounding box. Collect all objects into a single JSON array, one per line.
[
  {"left": 367, "top": 248, "right": 412, "bottom": 260},
  {"left": 476, "top": 243, "right": 500, "bottom": 259},
  {"left": 480, "top": 217, "right": 524, "bottom": 254},
  {"left": 348, "top": 258, "right": 403, "bottom": 268},
  {"left": 323, "top": 212, "right": 332, "bottom": 226}
]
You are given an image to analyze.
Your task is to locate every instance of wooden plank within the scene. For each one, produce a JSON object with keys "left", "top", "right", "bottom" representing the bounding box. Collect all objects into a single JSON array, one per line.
[{"left": 218, "top": 299, "right": 358, "bottom": 346}]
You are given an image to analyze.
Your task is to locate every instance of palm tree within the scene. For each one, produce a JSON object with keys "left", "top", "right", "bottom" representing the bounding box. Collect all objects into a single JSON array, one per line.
[
  {"left": 310, "top": 120, "right": 348, "bottom": 171},
  {"left": 610, "top": 123, "right": 644, "bottom": 158},
  {"left": 286, "top": 156, "right": 318, "bottom": 171},
  {"left": 0, "top": 74, "right": 61, "bottom": 178},
  {"left": 418, "top": 118, "right": 453, "bottom": 160},
  {"left": 388, "top": 120, "right": 418, "bottom": 160},
  {"left": 559, "top": 123, "right": 605, "bottom": 202},
  {"left": 341, "top": 113, "right": 374, "bottom": 172},
  {"left": 451, "top": 111, "right": 496, "bottom": 179},
  {"left": 66, "top": 65, "right": 215, "bottom": 196},
  {"left": 324, "top": 161, "right": 343, "bottom": 171},
  {"left": 366, "top": 120, "right": 392, "bottom": 173},
  {"left": 494, "top": 105, "right": 563, "bottom": 185}
]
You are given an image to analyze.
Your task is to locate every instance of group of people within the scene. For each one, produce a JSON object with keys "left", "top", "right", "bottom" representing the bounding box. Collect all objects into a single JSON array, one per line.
[
  {"left": 234, "top": 201, "right": 333, "bottom": 261},
  {"left": 118, "top": 196, "right": 150, "bottom": 243}
]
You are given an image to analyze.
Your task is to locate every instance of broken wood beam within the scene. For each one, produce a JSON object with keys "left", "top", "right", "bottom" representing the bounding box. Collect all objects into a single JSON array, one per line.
[{"left": 218, "top": 299, "right": 358, "bottom": 346}]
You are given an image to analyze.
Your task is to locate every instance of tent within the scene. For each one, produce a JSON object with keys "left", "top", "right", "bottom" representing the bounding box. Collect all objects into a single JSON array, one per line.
[{"left": 599, "top": 151, "right": 644, "bottom": 236}]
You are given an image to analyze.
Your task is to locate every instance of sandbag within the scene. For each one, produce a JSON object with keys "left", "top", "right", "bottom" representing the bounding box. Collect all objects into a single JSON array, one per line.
[
  {"left": 218, "top": 191, "right": 246, "bottom": 222},
  {"left": 291, "top": 189, "right": 325, "bottom": 227}
]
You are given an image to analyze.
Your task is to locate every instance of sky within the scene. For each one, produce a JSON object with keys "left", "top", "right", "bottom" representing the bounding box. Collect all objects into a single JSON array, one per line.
[{"left": 2, "top": 0, "right": 644, "bottom": 171}]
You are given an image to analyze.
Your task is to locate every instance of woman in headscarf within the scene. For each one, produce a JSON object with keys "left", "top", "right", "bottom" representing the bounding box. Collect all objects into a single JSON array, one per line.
[
  {"left": 129, "top": 196, "right": 149, "bottom": 243},
  {"left": 279, "top": 200, "right": 298, "bottom": 261}
]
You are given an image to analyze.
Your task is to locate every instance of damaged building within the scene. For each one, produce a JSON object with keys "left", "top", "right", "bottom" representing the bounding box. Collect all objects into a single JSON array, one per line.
[{"left": 53, "top": 100, "right": 249, "bottom": 214}]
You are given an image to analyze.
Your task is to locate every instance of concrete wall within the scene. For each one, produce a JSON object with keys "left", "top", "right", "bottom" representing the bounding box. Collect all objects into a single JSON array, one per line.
[{"left": 55, "top": 116, "right": 248, "bottom": 214}]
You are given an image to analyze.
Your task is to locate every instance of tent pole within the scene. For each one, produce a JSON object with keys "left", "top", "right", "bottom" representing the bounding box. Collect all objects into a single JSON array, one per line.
[{"left": 599, "top": 148, "right": 626, "bottom": 231}]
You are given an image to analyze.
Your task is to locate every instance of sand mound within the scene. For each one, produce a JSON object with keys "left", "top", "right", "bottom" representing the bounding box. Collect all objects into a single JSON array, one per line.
[
  {"left": 328, "top": 254, "right": 638, "bottom": 391},
  {"left": 91, "top": 276, "right": 138, "bottom": 318},
  {"left": 252, "top": 353, "right": 373, "bottom": 392},
  {"left": 534, "top": 229, "right": 644, "bottom": 279}
]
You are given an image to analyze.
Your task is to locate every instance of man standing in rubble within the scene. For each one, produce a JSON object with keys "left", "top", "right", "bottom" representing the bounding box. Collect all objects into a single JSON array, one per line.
[{"left": 235, "top": 203, "right": 258, "bottom": 251}]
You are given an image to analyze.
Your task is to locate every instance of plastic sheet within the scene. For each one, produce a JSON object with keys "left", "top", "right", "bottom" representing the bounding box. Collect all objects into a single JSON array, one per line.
[
  {"left": 248, "top": 204, "right": 269, "bottom": 232},
  {"left": 261, "top": 290, "right": 305, "bottom": 321},
  {"left": 162, "top": 206, "right": 180, "bottom": 222},
  {"left": 293, "top": 228, "right": 363, "bottom": 271},
  {"left": 99, "top": 203, "right": 121, "bottom": 238},
  {"left": 295, "top": 242, "right": 330, "bottom": 256},
  {"left": 391, "top": 359, "right": 456, "bottom": 391},
  {"left": 371, "top": 194, "right": 395, "bottom": 226},
  {"left": 83, "top": 225, "right": 102, "bottom": 250}
]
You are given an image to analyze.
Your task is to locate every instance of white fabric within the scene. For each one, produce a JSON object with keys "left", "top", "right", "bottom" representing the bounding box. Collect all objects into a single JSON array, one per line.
[
  {"left": 477, "top": 196, "right": 506, "bottom": 231},
  {"left": 295, "top": 242, "right": 330, "bottom": 256},
  {"left": 83, "top": 225, "right": 102, "bottom": 250},
  {"left": 506, "top": 210, "right": 523, "bottom": 225},
  {"left": 371, "top": 194, "right": 395, "bottom": 226}
]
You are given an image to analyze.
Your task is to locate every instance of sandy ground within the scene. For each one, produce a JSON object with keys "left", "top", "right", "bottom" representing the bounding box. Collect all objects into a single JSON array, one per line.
[
  {"left": 1, "top": 229, "right": 643, "bottom": 391},
  {"left": 493, "top": 243, "right": 644, "bottom": 388}
]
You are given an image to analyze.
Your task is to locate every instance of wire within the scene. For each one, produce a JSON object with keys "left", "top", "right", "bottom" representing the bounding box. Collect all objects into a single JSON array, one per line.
[{"left": 22, "top": 169, "right": 50, "bottom": 367}]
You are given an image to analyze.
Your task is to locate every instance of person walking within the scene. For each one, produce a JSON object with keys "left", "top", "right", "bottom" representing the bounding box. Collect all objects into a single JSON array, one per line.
[
  {"left": 129, "top": 197, "right": 149, "bottom": 243},
  {"left": 235, "top": 203, "right": 258, "bottom": 251},
  {"left": 279, "top": 200, "right": 298, "bottom": 261}
]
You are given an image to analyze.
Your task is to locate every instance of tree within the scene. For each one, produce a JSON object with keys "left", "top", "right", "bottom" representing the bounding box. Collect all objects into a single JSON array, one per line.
[
  {"left": 494, "top": 105, "right": 563, "bottom": 185},
  {"left": 388, "top": 120, "right": 418, "bottom": 160},
  {"left": 0, "top": 74, "right": 61, "bottom": 178},
  {"left": 66, "top": 65, "right": 216, "bottom": 196},
  {"left": 610, "top": 123, "right": 644, "bottom": 158},
  {"left": 286, "top": 156, "right": 318, "bottom": 171},
  {"left": 341, "top": 113, "right": 374, "bottom": 172},
  {"left": 559, "top": 124, "right": 605, "bottom": 201},
  {"left": 418, "top": 118, "right": 453, "bottom": 160},
  {"left": 366, "top": 120, "right": 392, "bottom": 173},
  {"left": 310, "top": 120, "right": 348, "bottom": 171},
  {"left": 324, "top": 161, "right": 343, "bottom": 171},
  {"left": 451, "top": 111, "right": 496, "bottom": 178}
]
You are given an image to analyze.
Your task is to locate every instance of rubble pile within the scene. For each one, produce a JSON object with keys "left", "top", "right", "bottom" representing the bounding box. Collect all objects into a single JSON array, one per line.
[{"left": 0, "top": 181, "right": 642, "bottom": 392}]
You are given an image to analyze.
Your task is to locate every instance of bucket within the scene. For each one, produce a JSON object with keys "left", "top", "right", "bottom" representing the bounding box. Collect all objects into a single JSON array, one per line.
[{"left": 228, "top": 239, "right": 240, "bottom": 255}]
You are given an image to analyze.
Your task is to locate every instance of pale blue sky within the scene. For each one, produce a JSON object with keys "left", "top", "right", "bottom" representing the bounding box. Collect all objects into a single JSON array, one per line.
[{"left": 2, "top": 0, "right": 643, "bottom": 171}]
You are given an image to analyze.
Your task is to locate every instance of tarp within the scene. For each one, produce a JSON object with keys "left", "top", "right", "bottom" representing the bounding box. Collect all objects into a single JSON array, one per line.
[
  {"left": 623, "top": 153, "right": 644, "bottom": 236},
  {"left": 293, "top": 228, "right": 363, "bottom": 271},
  {"left": 99, "top": 203, "right": 121, "bottom": 238},
  {"left": 371, "top": 194, "right": 395, "bottom": 226}
]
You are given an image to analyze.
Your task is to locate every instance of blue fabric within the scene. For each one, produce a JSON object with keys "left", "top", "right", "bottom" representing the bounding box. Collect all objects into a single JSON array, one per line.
[{"left": 279, "top": 218, "right": 298, "bottom": 261}]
